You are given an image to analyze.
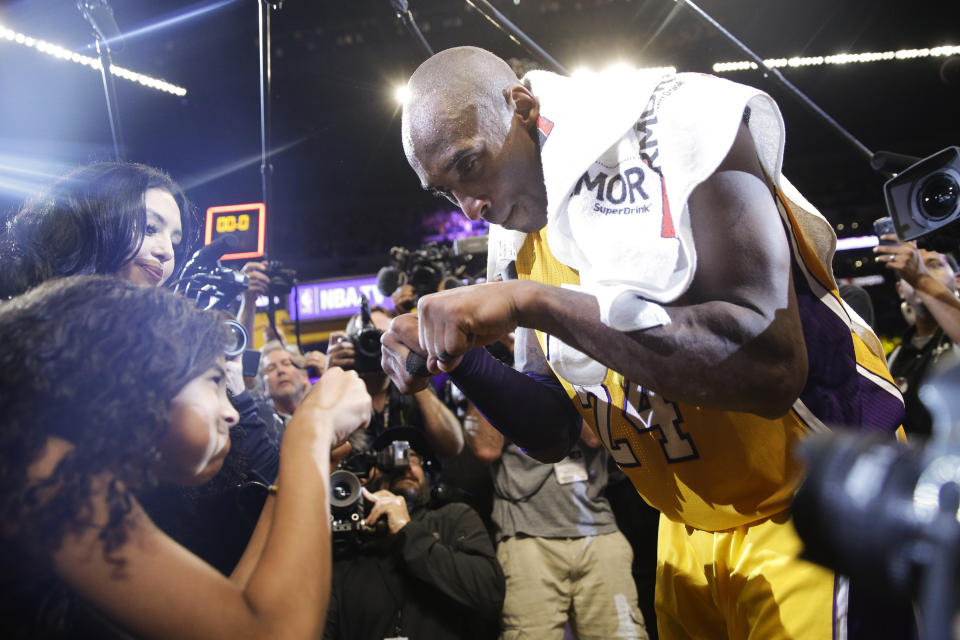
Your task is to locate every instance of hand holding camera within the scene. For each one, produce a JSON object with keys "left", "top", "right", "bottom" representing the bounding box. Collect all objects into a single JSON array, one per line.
[
  {"left": 326, "top": 331, "right": 357, "bottom": 371},
  {"left": 241, "top": 261, "right": 270, "bottom": 303},
  {"left": 873, "top": 217, "right": 929, "bottom": 287},
  {"left": 361, "top": 486, "right": 411, "bottom": 534}
]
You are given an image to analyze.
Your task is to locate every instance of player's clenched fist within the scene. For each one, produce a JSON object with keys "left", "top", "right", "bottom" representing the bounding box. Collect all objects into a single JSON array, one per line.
[{"left": 416, "top": 280, "right": 531, "bottom": 373}]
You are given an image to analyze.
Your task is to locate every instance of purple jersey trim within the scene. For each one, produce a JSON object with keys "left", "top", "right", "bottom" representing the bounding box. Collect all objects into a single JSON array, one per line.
[{"left": 785, "top": 226, "right": 904, "bottom": 434}]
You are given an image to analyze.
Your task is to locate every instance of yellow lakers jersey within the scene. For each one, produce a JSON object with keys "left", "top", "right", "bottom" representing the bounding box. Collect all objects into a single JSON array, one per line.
[{"left": 515, "top": 187, "right": 903, "bottom": 532}]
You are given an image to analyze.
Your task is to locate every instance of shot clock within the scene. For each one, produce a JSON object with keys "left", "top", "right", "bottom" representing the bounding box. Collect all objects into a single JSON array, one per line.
[{"left": 204, "top": 203, "right": 266, "bottom": 260}]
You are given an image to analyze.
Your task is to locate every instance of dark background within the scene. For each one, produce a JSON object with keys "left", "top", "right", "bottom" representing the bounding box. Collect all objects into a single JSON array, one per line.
[{"left": 2, "top": 0, "right": 959, "bottom": 336}]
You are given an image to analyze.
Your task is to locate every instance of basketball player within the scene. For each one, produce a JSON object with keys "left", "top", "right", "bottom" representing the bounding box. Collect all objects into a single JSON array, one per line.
[{"left": 381, "top": 47, "right": 906, "bottom": 639}]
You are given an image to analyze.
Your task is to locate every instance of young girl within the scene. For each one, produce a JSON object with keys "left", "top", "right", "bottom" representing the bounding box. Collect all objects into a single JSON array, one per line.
[{"left": 0, "top": 276, "right": 371, "bottom": 638}]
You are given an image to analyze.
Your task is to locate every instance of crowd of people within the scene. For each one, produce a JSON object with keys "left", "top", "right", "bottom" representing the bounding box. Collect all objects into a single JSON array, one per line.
[{"left": 0, "top": 45, "right": 949, "bottom": 639}]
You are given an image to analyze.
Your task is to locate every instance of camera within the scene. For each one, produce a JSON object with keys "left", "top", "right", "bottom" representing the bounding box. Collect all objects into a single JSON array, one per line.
[
  {"left": 223, "top": 318, "right": 248, "bottom": 358},
  {"left": 376, "top": 242, "right": 479, "bottom": 311},
  {"left": 262, "top": 260, "right": 297, "bottom": 298},
  {"left": 873, "top": 215, "right": 897, "bottom": 246},
  {"left": 344, "top": 294, "right": 383, "bottom": 373},
  {"left": 329, "top": 469, "right": 368, "bottom": 536},
  {"left": 329, "top": 439, "right": 422, "bottom": 555},
  {"left": 793, "top": 360, "right": 960, "bottom": 638},
  {"left": 883, "top": 146, "right": 960, "bottom": 242},
  {"left": 175, "top": 237, "right": 250, "bottom": 312}
]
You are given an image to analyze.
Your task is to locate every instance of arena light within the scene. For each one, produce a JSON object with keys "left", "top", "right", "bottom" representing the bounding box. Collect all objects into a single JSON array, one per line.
[
  {"left": 571, "top": 63, "right": 677, "bottom": 81},
  {"left": 835, "top": 235, "right": 880, "bottom": 251},
  {"left": 713, "top": 45, "right": 960, "bottom": 74},
  {"left": 0, "top": 23, "right": 187, "bottom": 97},
  {"left": 394, "top": 83, "right": 410, "bottom": 106}
]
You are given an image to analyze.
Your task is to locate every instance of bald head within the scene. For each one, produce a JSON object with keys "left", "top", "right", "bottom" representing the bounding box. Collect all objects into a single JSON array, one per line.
[{"left": 402, "top": 47, "right": 520, "bottom": 176}]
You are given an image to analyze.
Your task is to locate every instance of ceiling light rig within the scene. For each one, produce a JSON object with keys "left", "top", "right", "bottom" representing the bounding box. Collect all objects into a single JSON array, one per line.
[
  {"left": 713, "top": 45, "right": 960, "bottom": 74},
  {"left": 0, "top": 23, "right": 187, "bottom": 97}
]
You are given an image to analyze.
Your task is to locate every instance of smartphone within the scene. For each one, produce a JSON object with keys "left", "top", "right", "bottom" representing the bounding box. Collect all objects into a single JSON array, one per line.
[
  {"left": 241, "top": 349, "right": 261, "bottom": 378},
  {"left": 873, "top": 216, "right": 898, "bottom": 245}
]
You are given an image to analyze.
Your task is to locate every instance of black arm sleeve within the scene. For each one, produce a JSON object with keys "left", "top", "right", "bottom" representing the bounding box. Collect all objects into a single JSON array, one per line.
[{"left": 448, "top": 347, "right": 581, "bottom": 461}]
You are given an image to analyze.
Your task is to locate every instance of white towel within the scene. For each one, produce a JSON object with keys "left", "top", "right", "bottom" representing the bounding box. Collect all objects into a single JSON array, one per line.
[{"left": 487, "top": 70, "right": 844, "bottom": 383}]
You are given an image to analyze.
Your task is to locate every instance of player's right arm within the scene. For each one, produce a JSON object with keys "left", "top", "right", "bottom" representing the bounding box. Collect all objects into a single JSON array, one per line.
[{"left": 403, "top": 124, "right": 807, "bottom": 420}]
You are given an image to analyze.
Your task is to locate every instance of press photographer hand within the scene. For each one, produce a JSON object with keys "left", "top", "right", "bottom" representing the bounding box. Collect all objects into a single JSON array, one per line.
[
  {"left": 873, "top": 236, "right": 928, "bottom": 286},
  {"left": 361, "top": 486, "right": 411, "bottom": 534},
  {"left": 241, "top": 261, "right": 270, "bottom": 303},
  {"left": 326, "top": 331, "right": 356, "bottom": 371}
]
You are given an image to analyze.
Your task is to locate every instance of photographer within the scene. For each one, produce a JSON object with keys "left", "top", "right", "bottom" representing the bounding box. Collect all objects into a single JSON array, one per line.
[
  {"left": 326, "top": 305, "right": 463, "bottom": 457},
  {"left": 876, "top": 238, "right": 960, "bottom": 438},
  {"left": 260, "top": 341, "right": 311, "bottom": 420},
  {"left": 876, "top": 236, "right": 960, "bottom": 347},
  {"left": 324, "top": 427, "right": 504, "bottom": 640}
]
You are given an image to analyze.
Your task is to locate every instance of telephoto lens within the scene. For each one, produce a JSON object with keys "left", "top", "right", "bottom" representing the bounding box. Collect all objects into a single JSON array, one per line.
[{"left": 917, "top": 172, "right": 959, "bottom": 221}]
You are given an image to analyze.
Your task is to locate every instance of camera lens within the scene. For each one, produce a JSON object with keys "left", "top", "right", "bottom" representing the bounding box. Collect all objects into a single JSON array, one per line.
[
  {"left": 332, "top": 482, "right": 351, "bottom": 500},
  {"left": 917, "top": 172, "right": 960, "bottom": 221},
  {"left": 356, "top": 329, "right": 384, "bottom": 358},
  {"left": 223, "top": 319, "right": 248, "bottom": 358},
  {"left": 329, "top": 470, "right": 362, "bottom": 508}
]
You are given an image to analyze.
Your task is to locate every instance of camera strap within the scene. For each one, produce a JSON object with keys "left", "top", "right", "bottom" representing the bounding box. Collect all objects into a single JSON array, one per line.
[{"left": 375, "top": 556, "right": 407, "bottom": 639}]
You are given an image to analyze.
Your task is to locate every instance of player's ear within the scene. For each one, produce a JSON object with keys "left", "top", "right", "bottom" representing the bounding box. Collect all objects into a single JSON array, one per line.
[{"left": 503, "top": 83, "right": 539, "bottom": 132}]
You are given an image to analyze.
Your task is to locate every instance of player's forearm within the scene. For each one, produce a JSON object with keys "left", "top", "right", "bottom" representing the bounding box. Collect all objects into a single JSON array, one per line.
[
  {"left": 413, "top": 388, "right": 464, "bottom": 456},
  {"left": 448, "top": 347, "right": 579, "bottom": 462},
  {"left": 514, "top": 280, "right": 807, "bottom": 418}
]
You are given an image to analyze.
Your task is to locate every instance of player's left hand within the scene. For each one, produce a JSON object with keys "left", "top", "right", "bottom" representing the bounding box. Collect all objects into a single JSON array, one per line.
[
  {"left": 361, "top": 487, "right": 411, "bottom": 534},
  {"left": 874, "top": 237, "right": 927, "bottom": 286},
  {"left": 414, "top": 281, "right": 528, "bottom": 374}
]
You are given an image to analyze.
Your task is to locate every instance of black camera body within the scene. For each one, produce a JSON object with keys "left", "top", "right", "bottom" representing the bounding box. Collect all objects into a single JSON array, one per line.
[
  {"left": 329, "top": 469, "right": 369, "bottom": 536},
  {"left": 262, "top": 260, "right": 297, "bottom": 298},
  {"left": 330, "top": 440, "right": 422, "bottom": 555},
  {"left": 377, "top": 244, "right": 449, "bottom": 299},
  {"left": 794, "top": 360, "right": 960, "bottom": 637},
  {"left": 376, "top": 242, "right": 479, "bottom": 312},
  {"left": 345, "top": 294, "right": 383, "bottom": 373},
  {"left": 883, "top": 146, "right": 960, "bottom": 242}
]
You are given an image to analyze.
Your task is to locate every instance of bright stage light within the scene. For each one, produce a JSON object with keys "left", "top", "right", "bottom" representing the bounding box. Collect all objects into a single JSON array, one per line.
[
  {"left": 0, "top": 23, "right": 187, "bottom": 97},
  {"left": 835, "top": 235, "right": 880, "bottom": 251},
  {"left": 713, "top": 44, "right": 960, "bottom": 74},
  {"left": 570, "top": 62, "right": 677, "bottom": 80},
  {"left": 394, "top": 83, "right": 410, "bottom": 106}
]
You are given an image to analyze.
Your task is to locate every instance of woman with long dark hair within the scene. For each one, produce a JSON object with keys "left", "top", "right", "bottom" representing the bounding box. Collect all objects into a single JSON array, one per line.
[
  {"left": 0, "top": 276, "right": 370, "bottom": 638},
  {"left": 0, "top": 160, "right": 285, "bottom": 574},
  {"left": 0, "top": 161, "right": 197, "bottom": 297}
]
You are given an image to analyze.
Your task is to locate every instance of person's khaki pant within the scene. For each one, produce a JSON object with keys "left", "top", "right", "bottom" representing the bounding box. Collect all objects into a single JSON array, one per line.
[{"left": 497, "top": 531, "right": 649, "bottom": 640}]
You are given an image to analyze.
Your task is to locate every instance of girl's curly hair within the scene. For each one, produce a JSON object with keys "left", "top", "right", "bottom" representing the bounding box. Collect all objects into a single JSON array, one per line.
[
  {"left": 0, "top": 275, "right": 229, "bottom": 557},
  {"left": 0, "top": 162, "right": 198, "bottom": 299}
]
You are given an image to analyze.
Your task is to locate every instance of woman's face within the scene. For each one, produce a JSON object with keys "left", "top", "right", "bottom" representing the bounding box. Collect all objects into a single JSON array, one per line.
[
  {"left": 116, "top": 188, "right": 183, "bottom": 286},
  {"left": 158, "top": 359, "right": 239, "bottom": 486}
]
